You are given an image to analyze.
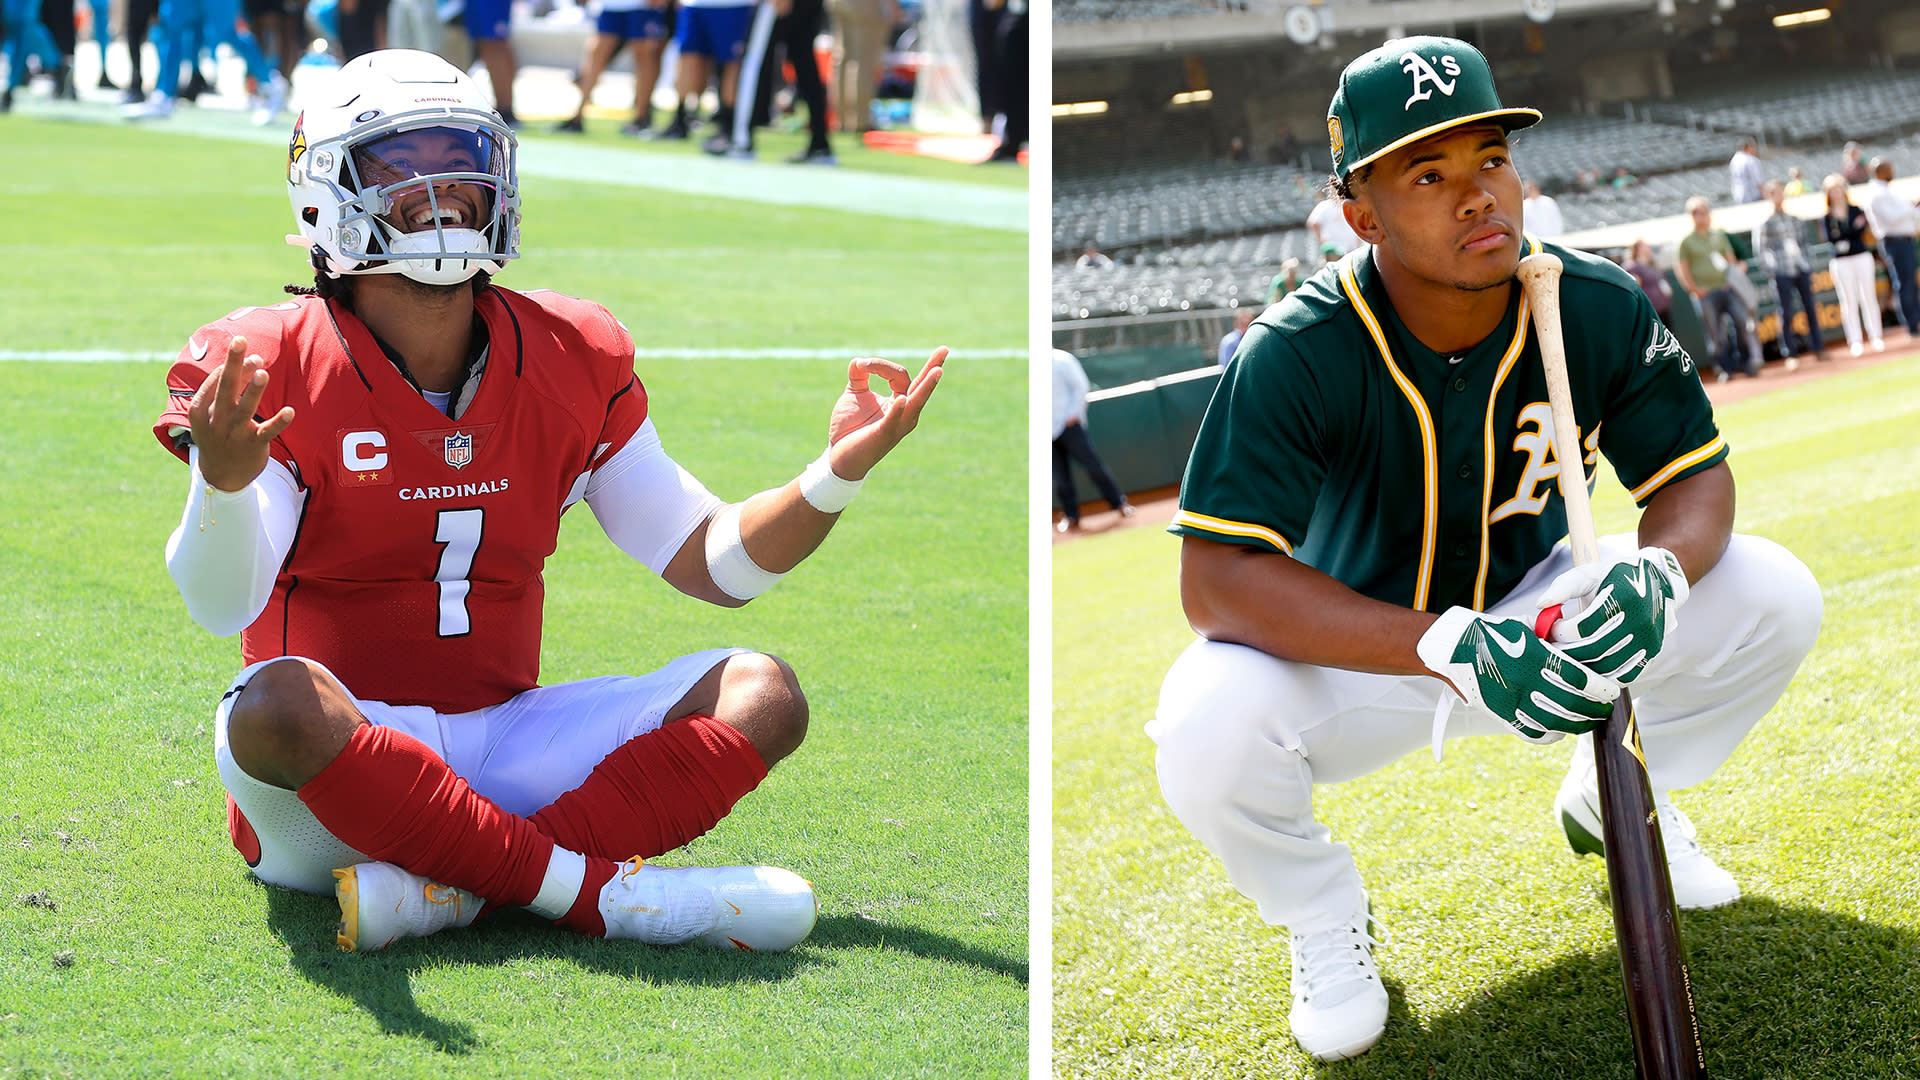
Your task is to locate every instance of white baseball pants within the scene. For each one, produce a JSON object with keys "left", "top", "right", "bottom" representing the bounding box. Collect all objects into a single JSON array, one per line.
[{"left": 1147, "top": 532, "right": 1821, "bottom": 933}]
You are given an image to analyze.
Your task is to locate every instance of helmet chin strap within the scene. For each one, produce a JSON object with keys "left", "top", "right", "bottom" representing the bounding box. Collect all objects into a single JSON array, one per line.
[{"left": 380, "top": 226, "right": 497, "bottom": 285}]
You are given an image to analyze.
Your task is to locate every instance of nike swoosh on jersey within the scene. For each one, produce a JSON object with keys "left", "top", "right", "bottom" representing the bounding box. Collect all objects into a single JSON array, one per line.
[
  {"left": 1483, "top": 622, "right": 1531, "bottom": 659},
  {"left": 189, "top": 337, "right": 210, "bottom": 361}
]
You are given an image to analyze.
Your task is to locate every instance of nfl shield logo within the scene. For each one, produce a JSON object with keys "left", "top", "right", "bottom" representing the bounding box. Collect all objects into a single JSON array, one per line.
[{"left": 444, "top": 431, "right": 474, "bottom": 470}]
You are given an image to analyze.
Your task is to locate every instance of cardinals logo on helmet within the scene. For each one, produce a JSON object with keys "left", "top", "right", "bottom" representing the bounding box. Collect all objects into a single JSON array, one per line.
[{"left": 289, "top": 112, "right": 308, "bottom": 172}]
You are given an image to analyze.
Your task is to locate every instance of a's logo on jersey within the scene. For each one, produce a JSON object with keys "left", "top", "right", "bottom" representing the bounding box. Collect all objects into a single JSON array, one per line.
[
  {"left": 1328, "top": 116, "right": 1344, "bottom": 166},
  {"left": 340, "top": 429, "right": 393, "bottom": 486},
  {"left": 1490, "top": 402, "right": 1601, "bottom": 523},
  {"left": 444, "top": 431, "right": 474, "bottom": 470},
  {"left": 1643, "top": 322, "right": 1692, "bottom": 374},
  {"left": 1400, "top": 52, "right": 1462, "bottom": 110}
]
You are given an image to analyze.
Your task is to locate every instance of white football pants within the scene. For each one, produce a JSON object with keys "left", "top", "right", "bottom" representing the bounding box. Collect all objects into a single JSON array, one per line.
[{"left": 1147, "top": 532, "right": 1822, "bottom": 933}]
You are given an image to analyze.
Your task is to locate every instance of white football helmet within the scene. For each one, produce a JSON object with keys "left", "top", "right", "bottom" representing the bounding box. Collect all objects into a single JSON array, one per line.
[{"left": 286, "top": 49, "right": 520, "bottom": 286}]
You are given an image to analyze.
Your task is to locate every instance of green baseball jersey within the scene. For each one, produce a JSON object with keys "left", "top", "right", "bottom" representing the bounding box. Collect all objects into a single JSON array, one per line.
[{"left": 1171, "top": 237, "right": 1728, "bottom": 613}]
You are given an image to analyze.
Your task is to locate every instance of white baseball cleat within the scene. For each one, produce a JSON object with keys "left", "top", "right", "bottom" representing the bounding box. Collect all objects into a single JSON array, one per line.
[
  {"left": 599, "top": 858, "right": 818, "bottom": 952},
  {"left": 333, "top": 862, "right": 480, "bottom": 952},
  {"left": 1287, "top": 903, "right": 1389, "bottom": 1062},
  {"left": 1554, "top": 741, "right": 1741, "bottom": 910}
]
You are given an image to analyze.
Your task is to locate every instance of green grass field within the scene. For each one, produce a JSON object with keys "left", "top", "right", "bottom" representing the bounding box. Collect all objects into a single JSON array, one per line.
[
  {"left": 0, "top": 115, "right": 1027, "bottom": 1079},
  {"left": 1053, "top": 359, "right": 1920, "bottom": 1079}
]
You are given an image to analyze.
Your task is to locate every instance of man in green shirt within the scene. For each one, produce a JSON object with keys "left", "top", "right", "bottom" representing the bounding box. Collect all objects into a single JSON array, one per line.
[
  {"left": 1146, "top": 36, "right": 1822, "bottom": 1063},
  {"left": 1675, "top": 194, "right": 1764, "bottom": 381}
]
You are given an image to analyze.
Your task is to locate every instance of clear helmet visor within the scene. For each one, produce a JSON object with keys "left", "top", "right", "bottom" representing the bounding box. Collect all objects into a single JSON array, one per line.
[{"left": 342, "top": 124, "right": 513, "bottom": 271}]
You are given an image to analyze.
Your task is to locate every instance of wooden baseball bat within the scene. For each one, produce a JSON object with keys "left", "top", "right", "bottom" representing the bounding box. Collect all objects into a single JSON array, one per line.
[{"left": 1515, "top": 252, "right": 1707, "bottom": 1080}]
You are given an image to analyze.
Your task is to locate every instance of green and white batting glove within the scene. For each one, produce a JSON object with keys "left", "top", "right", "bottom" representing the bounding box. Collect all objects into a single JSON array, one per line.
[
  {"left": 1417, "top": 606, "right": 1622, "bottom": 742},
  {"left": 1532, "top": 547, "right": 1690, "bottom": 685}
]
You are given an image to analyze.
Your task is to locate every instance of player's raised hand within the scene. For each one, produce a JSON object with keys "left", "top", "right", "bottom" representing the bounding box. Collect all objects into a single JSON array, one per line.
[
  {"left": 188, "top": 335, "right": 296, "bottom": 492},
  {"left": 824, "top": 346, "right": 946, "bottom": 481},
  {"left": 1416, "top": 606, "right": 1620, "bottom": 742}
]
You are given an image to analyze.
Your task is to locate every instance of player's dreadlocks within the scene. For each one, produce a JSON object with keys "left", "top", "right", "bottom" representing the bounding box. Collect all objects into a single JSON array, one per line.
[{"left": 1324, "top": 163, "right": 1374, "bottom": 201}]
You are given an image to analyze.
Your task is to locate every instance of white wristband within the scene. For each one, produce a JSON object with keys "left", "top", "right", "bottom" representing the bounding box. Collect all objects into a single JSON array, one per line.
[
  {"left": 798, "top": 450, "right": 863, "bottom": 514},
  {"left": 704, "top": 502, "right": 784, "bottom": 601}
]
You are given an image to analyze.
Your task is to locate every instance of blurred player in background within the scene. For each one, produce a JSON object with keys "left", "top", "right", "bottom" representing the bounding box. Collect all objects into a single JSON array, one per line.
[
  {"left": 553, "top": 0, "right": 672, "bottom": 135},
  {"left": 1148, "top": 37, "right": 1820, "bottom": 1062},
  {"left": 153, "top": 50, "right": 945, "bottom": 954}
]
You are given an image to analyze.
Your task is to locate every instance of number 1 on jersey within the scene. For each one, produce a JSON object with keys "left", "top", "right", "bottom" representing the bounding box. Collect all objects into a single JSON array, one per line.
[{"left": 433, "top": 508, "right": 484, "bottom": 636}]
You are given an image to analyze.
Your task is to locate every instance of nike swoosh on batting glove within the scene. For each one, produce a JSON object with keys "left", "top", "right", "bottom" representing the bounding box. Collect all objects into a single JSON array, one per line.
[
  {"left": 1417, "top": 606, "right": 1621, "bottom": 741},
  {"left": 1535, "top": 546, "right": 1689, "bottom": 684}
]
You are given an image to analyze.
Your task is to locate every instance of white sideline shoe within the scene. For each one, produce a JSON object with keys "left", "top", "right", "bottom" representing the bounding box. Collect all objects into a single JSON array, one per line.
[
  {"left": 333, "top": 862, "right": 480, "bottom": 952},
  {"left": 1554, "top": 741, "right": 1741, "bottom": 910},
  {"left": 252, "top": 70, "right": 289, "bottom": 126},
  {"left": 123, "top": 92, "right": 174, "bottom": 120},
  {"left": 600, "top": 858, "right": 818, "bottom": 952},
  {"left": 1288, "top": 903, "right": 1389, "bottom": 1062}
]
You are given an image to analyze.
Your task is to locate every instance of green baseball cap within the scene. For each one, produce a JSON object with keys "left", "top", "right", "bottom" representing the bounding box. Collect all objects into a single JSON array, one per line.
[{"left": 1327, "top": 36, "right": 1541, "bottom": 182}]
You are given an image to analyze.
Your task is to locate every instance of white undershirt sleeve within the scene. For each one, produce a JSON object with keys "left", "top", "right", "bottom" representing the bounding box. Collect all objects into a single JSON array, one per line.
[
  {"left": 165, "top": 446, "right": 304, "bottom": 637},
  {"left": 584, "top": 418, "right": 725, "bottom": 574}
]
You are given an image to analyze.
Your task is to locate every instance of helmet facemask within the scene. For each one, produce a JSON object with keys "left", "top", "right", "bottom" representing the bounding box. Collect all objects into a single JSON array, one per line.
[{"left": 331, "top": 117, "right": 519, "bottom": 286}]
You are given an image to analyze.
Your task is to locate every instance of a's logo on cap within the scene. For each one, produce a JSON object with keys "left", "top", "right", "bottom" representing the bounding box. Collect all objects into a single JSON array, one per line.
[
  {"left": 1400, "top": 52, "right": 1463, "bottom": 110},
  {"left": 1328, "top": 116, "right": 1344, "bottom": 166}
]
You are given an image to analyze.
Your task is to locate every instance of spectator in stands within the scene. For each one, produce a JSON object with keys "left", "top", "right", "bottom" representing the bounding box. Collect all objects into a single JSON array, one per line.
[
  {"left": 1522, "top": 181, "right": 1564, "bottom": 238},
  {"left": 1756, "top": 179, "right": 1825, "bottom": 370},
  {"left": 1864, "top": 157, "right": 1920, "bottom": 339},
  {"left": 1621, "top": 239, "right": 1672, "bottom": 322},
  {"left": 1267, "top": 124, "right": 1299, "bottom": 166},
  {"left": 1730, "top": 139, "right": 1763, "bottom": 204},
  {"left": 1266, "top": 258, "right": 1302, "bottom": 305},
  {"left": 1226, "top": 136, "right": 1252, "bottom": 164},
  {"left": 555, "top": 0, "right": 670, "bottom": 137},
  {"left": 1611, "top": 166, "right": 1637, "bottom": 189},
  {"left": 1783, "top": 167, "right": 1810, "bottom": 197},
  {"left": 1675, "top": 195, "right": 1763, "bottom": 382},
  {"left": 1218, "top": 307, "right": 1258, "bottom": 370},
  {"left": 1307, "top": 194, "right": 1360, "bottom": 255},
  {"left": 1052, "top": 348, "right": 1133, "bottom": 534},
  {"left": 1075, "top": 241, "right": 1114, "bottom": 271},
  {"left": 1822, "top": 173, "right": 1885, "bottom": 357},
  {"left": 1842, "top": 142, "right": 1871, "bottom": 185},
  {"left": 1319, "top": 241, "right": 1343, "bottom": 265}
]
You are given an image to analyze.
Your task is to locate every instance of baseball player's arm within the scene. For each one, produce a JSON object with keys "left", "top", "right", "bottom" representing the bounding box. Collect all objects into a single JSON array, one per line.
[
  {"left": 1184, "top": 538, "right": 1620, "bottom": 740},
  {"left": 1636, "top": 459, "right": 1734, "bottom": 585},
  {"left": 1181, "top": 537, "right": 1448, "bottom": 674}
]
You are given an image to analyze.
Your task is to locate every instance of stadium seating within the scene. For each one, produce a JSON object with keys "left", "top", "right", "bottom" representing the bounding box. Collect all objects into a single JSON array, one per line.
[{"left": 1054, "top": 0, "right": 1224, "bottom": 24}]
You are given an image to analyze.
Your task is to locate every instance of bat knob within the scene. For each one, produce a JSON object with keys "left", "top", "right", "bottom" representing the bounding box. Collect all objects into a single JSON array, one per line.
[{"left": 1534, "top": 603, "right": 1563, "bottom": 641}]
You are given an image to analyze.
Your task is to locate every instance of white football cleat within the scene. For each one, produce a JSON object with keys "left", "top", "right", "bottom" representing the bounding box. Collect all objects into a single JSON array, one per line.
[
  {"left": 1554, "top": 740, "right": 1741, "bottom": 910},
  {"left": 333, "top": 862, "right": 480, "bottom": 952},
  {"left": 252, "top": 70, "right": 289, "bottom": 126},
  {"left": 123, "top": 92, "right": 175, "bottom": 121},
  {"left": 599, "top": 858, "right": 817, "bottom": 952},
  {"left": 1288, "top": 902, "right": 1389, "bottom": 1062}
]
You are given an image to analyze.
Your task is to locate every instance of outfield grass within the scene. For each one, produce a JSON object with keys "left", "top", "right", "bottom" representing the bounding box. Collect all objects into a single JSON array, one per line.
[
  {"left": 1052, "top": 358, "right": 1920, "bottom": 1079},
  {"left": 0, "top": 116, "right": 1027, "bottom": 1079}
]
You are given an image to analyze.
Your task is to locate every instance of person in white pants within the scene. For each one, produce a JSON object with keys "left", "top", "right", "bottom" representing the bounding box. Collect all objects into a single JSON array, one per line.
[
  {"left": 1822, "top": 173, "right": 1886, "bottom": 356},
  {"left": 1150, "top": 36, "right": 1824, "bottom": 1064}
]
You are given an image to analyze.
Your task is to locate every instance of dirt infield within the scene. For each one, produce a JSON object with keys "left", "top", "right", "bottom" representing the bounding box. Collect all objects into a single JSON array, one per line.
[{"left": 1052, "top": 329, "right": 1918, "bottom": 544}]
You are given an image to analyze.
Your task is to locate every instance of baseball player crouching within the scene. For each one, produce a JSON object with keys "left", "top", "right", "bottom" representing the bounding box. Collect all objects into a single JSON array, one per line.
[{"left": 1147, "top": 37, "right": 1822, "bottom": 1063}]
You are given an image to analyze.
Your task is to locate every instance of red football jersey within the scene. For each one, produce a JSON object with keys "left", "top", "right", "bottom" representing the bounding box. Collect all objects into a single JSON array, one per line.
[{"left": 155, "top": 287, "right": 649, "bottom": 713}]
